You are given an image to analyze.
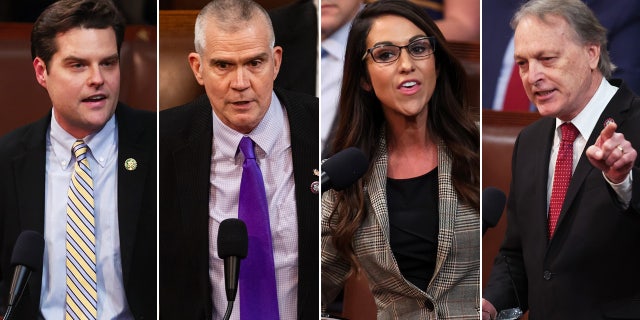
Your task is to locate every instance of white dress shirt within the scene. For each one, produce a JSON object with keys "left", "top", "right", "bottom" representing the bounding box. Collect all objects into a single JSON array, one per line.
[
  {"left": 208, "top": 92, "right": 299, "bottom": 320},
  {"left": 547, "top": 78, "right": 632, "bottom": 211},
  {"left": 41, "top": 109, "right": 132, "bottom": 319}
]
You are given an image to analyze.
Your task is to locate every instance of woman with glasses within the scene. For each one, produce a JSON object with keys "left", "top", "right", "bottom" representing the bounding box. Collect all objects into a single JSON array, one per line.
[{"left": 321, "top": 0, "right": 479, "bottom": 318}]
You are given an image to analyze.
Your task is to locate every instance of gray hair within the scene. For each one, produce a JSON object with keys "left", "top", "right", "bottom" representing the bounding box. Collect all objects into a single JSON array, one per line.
[
  {"left": 194, "top": 0, "right": 275, "bottom": 54},
  {"left": 511, "top": 0, "right": 615, "bottom": 78}
]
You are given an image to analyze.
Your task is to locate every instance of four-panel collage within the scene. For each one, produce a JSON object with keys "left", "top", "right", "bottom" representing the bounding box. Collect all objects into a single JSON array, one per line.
[{"left": 0, "top": 0, "right": 637, "bottom": 319}]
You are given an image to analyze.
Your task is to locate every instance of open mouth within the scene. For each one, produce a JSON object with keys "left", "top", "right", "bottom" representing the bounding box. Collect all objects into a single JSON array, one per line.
[
  {"left": 535, "top": 89, "right": 555, "bottom": 97},
  {"left": 401, "top": 81, "right": 418, "bottom": 88},
  {"left": 82, "top": 94, "right": 107, "bottom": 103}
]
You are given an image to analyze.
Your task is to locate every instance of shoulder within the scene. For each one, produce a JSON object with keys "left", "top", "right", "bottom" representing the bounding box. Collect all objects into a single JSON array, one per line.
[
  {"left": 116, "top": 103, "right": 155, "bottom": 126},
  {"left": 275, "top": 87, "right": 318, "bottom": 115},
  {"left": 159, "top": 94, "right": 212, "bottom": 135},
  {"left": 0, "top": 114, "right": 50, "bottom": 154}
]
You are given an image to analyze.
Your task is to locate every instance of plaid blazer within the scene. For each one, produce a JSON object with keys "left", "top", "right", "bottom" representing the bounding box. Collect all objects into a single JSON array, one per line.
[{"left": 322, "top": 135, "right": 480, "bottom": 319}]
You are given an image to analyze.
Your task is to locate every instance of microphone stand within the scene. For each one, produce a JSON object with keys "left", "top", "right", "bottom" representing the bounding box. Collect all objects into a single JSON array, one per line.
[{"left": 496, "top": 255, "right": 524, "bottom": 320}]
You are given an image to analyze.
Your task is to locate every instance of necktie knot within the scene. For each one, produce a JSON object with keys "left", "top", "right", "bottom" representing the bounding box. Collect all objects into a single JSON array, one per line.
[
  {"left": 560, "top": 122, "right": 579, "bottom": 143},
  {"left": 239, "top": 136, "right": 256, "bottom": 160},
  {"left": 72, "top": 139, "right": 89, "bottom": 162}
]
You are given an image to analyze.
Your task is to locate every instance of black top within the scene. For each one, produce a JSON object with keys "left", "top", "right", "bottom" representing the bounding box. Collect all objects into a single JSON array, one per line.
[{"left": 387, "top": 167, "right": 439, "bottom": 291}]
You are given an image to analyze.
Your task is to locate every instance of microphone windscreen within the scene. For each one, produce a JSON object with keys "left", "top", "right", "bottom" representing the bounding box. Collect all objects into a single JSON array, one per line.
[
  {"left": 322, "top": 147, "right": 368, "bottom": 190},
  {"left": 217, "top": 218, "right": 248, "bottom": 259},
  {"left": 10, "top": 230, "right": 44, "bottom": 271},
  {"left": 483, "top": 187, "right": 507, "bottom": 229}
]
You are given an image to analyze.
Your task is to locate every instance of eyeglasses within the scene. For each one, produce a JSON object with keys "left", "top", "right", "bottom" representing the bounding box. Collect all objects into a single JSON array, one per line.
[{"left": 362, "top": 36, "right": 436, "bottom": 63}]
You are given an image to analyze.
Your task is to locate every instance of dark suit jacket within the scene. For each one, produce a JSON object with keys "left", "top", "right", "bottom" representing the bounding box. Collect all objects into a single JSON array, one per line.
[
  {"left": 159, "top": 88, "right": 319, "bottom": 319},
  {"left": 484, "top": 80, "right": 640, "bottom": 319},
  {"left": 270, "top": 0, "right": 318, "bottom": 97},
  {"left": 0, "top": 103, "right": 157, "bottom": 319}
]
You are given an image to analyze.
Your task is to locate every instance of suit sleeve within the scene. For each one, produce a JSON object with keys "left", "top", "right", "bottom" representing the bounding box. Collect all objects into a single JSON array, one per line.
[{"left": 483, "top": 133, "right": 530, "bottom": 313}]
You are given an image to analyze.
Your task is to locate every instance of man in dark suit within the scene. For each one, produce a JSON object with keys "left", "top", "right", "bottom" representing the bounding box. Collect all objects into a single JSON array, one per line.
[
  {"left": 159, "top": 0, "right": 318, "bottom": 319},
  {"left": 483, "top": 0, "right": 640, "bottom": 319},
  {"left": 0, "top": 0, "right": 156, "bottom": 319}
]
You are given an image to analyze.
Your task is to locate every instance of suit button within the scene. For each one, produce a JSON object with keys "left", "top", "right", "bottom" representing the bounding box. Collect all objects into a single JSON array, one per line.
[
  {"left": 543, "top": 270, "right": 552, "bottom": 280},
  {"left": 425, "top": 299, "right": 434, "bottom": 311}
]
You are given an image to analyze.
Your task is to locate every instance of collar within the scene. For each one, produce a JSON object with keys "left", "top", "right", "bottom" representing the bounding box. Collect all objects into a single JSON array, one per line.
[
  {"left": 49, "top": 108, "right": 117, "bottom": 170},
  {"left": 211, "top": 91, "right": 285, "bottom": 160},
  {"left": 555, "top": 77, "right": 618, "bottom": 139}
]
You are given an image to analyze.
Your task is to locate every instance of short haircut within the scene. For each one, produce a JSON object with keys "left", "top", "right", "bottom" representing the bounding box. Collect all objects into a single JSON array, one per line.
[
  {"left": 193, "top": 0, "right": 275, "bottom": 54},
  {"left": 31, "top": 0, "right": 126, "bottom": 65}
]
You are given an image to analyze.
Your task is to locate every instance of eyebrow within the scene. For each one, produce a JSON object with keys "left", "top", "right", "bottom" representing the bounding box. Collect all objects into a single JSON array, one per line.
[
  {"left": 62, "top": 53, "right": 119, "bottom": 64},
  {"left": 209, "top": 52, "right": 270, "bottom": 66},
  {"left": 371, "top": 35, "right": 429, "bottom": 48}
]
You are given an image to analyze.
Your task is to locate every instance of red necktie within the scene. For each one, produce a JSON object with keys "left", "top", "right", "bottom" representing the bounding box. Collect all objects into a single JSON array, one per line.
[{"left": 548, "top": 123, "right": 579, "bottom": 238}]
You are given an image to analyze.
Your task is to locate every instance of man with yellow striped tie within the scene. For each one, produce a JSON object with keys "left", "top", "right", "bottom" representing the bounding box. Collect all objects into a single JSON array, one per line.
[{"left": 0, "top": 0, "right": 156, "bottom": 319}]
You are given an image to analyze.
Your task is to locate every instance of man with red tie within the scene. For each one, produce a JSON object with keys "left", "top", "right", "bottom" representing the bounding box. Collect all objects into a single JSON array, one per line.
[{"left": 482, "top": 0, "right": 640, "bottom": 319}]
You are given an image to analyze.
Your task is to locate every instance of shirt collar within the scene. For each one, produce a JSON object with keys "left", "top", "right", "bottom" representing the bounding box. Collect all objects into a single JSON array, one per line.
[
  {"left": 49, "top": 108, "right": 117, "bottom": 169},
  {"left": 555, "top": 77, "right": 618, "bottom": 140},
  {"left": 212, "top": 91, "right": 285, "bottom": 160}
]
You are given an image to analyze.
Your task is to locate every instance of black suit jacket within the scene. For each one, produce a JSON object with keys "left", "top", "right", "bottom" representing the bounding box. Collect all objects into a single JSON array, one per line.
[
  {"left": 485, "top": 81, "right": 640, "bottom": 319},
  {"left": 0, "top": 103, "right": 157, "bottom": 319},
  {"left": 270, "top": 0, "right": 318, "bottom": 97},
  {"left": 159, "top": 88, "right": 319, "bottom": 319}
]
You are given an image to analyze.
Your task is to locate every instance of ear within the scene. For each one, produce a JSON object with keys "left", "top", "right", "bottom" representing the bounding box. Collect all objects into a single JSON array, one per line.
[
  {"left": 272, "top": 46, "right": 283, "bottom": 80},
  {"left": 33, "top": 57, "right": 48, "bottom": 88},
  {"left": 360, "top": 79, "right": 372, "bottom": 92},
  {"left": 188, "top": 52, "right": 205, "bottom": 85},
  {"left": 586, "top": 43, "right": 600, "bottom": 71}
]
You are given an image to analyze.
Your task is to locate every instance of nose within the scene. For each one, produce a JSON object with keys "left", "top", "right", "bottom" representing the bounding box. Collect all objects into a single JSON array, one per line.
[
  {"left": 397, "top": 48, "right": 416, "bottom": 73},
  {"left": 230, "top": 67, "right": 250, "bottom": 91},
  {"left": 526, "top": 61, "right": 543, "bottom": 86},
  {"left": 87, "top": 65, "right": 104, "bottom": 87}
]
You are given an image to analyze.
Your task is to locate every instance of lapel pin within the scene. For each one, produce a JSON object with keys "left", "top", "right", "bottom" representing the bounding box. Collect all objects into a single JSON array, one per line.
[
  {"left": 310, "top": 181, "right": 319, "bottom": 194},
  {"left": 124, "top": 158, "right": 137, "bottom": 171},
  {"left": 313, "top": 169, "right": 320, "bottom": 177}
]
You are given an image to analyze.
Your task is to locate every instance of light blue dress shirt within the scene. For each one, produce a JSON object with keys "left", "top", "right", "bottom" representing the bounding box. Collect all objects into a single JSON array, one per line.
[{"left": 40, "top": 110, "right": 132, "bottom": 319}]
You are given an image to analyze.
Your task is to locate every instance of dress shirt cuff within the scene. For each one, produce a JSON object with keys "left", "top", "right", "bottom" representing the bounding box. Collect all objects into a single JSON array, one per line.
[{"left": 603, "top": 170, "right": 633, "bottom": 209}]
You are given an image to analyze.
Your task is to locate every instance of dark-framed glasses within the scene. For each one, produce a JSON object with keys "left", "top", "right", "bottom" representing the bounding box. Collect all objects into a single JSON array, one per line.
[{"left": 362, "top": 36, "right": 436, "bottom": 63}]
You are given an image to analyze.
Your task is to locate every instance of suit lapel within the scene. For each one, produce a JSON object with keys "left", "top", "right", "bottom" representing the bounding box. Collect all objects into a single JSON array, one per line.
[
  {"left": 555, "top": 84, "right": 633, "bottom": 236},
  {"left": 367, "top": 132, "right": 391, "bottom": 243},
  {"left": 115, "top": 105, "right": 153, "bottom": 286},
  {"left": 533, "top": 120, "right": 556, "bottom": 241},
  {"left": 11, "top": 113, "right": 50, "bottom": 311},
  {"left": 432, "top": 142, "right": 456, "bottom": 282},
  {"left": 170, "top": 100, "right": 214, "bottom": 318}
]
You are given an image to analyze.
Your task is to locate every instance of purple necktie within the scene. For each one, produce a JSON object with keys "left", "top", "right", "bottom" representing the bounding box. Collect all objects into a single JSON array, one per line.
[{"left": 238, "top": 137, "right": 279, "bottom": 319}]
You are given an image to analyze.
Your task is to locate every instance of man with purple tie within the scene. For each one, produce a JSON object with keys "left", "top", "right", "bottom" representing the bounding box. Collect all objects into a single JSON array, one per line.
[{"left": 159, "top": 0, "right": 319, "bottom": 319}]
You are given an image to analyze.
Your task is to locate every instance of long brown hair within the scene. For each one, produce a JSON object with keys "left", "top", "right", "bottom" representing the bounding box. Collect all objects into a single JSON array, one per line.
[{"left": 328, "top": 0, "right": 479, "bottom": 270}]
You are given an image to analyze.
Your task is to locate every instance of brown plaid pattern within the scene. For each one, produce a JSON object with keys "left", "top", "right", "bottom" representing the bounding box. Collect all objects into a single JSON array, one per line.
[{"left": 322, "top": 135, "right": 480, "bottom": 319}]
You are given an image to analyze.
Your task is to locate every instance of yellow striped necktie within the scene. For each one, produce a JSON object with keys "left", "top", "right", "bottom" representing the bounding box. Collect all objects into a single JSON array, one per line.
[{"left": 65, "top": 140, "right": 97, "bottom": 319}]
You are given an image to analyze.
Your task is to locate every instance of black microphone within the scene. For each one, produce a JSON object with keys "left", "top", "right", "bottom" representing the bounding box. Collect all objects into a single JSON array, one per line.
[
  {"left": 4, "top": 230, "right": 45, "bottom": 320},
  {"left": 321, "top": 147, "right": 368, "bottom": 193},
  {"left": 483, "top": 187, "right": 506, "bottom": 235},
  {"left": 217, "top": 218, "right": 248, "bottom": 320}
]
